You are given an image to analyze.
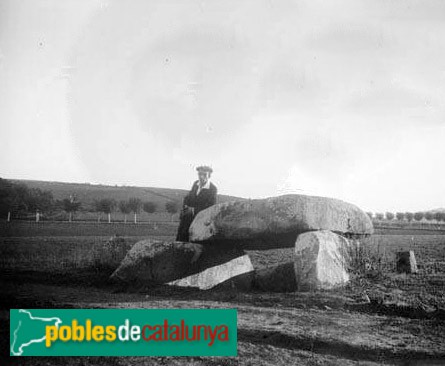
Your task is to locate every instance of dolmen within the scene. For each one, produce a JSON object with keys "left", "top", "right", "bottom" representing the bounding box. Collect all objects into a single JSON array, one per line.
[{"left": 111, "top": 194, "right": 373, "bottom": 291}]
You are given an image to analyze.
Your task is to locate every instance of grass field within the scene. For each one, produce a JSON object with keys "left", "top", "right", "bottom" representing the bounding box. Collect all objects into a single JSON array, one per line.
[
  {"left": 0, "top": 220, "right": 178, "bottom": 237},
  {"left": 3, "top": 219, "right": 445, "bottom": 237},
  {"left": 2, "top": 231, "right": 444, "bottom": 272},
  {"left": 1, "top": 223, "right": 445, "bottom": 365}
]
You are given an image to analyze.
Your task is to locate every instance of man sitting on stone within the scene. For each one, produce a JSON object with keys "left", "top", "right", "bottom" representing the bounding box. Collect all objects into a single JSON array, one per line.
[{"left": 176, "top": 165, "right": 217, "bottom": 242}]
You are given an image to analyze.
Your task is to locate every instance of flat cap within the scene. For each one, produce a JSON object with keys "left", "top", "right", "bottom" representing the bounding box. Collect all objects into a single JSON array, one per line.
[{"left": 196, "top": 165, "right": 213, "bottom": 173}]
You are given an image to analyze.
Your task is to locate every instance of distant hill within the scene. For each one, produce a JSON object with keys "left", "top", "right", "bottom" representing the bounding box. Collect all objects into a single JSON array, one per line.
[
  {"left": 10, "top": 179, "right": 242, "bottom": 213},
  {"left": 428, "top": 208, "right": 445, "bottom": 213}
]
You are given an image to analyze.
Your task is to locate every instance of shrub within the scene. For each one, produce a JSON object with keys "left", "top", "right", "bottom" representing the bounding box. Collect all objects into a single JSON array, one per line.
[
  {"left": 345, "top": 237, "right": 389, "bottom": 279},
  {"left": 405, "top": 212, "right": 414, "bottom": 222},
  {"left": 414, "top": 212, "right": 424, "bottom": 221},
  {"left": 375, "top": 213, "right": 384, "bottom": 220},
  {"left": 143, "top": 201, "right": 157, "bottom": 214}
]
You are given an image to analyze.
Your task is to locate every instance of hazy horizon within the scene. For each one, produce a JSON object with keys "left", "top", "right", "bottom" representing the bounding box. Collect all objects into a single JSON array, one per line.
[
  {"left": 4, "top": 176, "right": 444, "bottom": 214},
  {"left": 1, "top": 0, "right": 445, "bottom": 212}
]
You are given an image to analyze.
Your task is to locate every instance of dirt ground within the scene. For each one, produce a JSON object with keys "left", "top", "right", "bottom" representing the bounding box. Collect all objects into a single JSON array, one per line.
[
  {"left": 2, "top": 231, "right": 445, "bottom": 365},
  {"left": 2, "top": 270, "right": 445, "bottom": 365}
]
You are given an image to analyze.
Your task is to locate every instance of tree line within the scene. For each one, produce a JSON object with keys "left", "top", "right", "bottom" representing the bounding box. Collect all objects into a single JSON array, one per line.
[
  {"left": 0, "top": 178, "right": 180, "bottom": 222},
  {"left": 92, "top": 197, "right": 179, "bottom": 223},
  {"left": 366, "top": 211, "right": 445, "bottom": 223}
]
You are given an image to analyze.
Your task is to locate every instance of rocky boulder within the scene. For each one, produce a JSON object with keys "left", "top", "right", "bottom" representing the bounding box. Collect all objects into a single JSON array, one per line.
[
  {"left": 189, "top": 194, "right": 373, "bottom": 249},
  {"left": 294, "top": 230, "right": 353, "bottom": 290},
  {"left": 396, "top": 251, "right": 418, "bottom": 274},
  {"left": 110, "top": 239, "right": 253, "bottom": 289}
]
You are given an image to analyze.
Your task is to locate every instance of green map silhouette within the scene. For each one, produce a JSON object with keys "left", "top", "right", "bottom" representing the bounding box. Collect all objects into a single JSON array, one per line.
[{"left": 11, "top": 309, "right": 62, "bottom": 356}]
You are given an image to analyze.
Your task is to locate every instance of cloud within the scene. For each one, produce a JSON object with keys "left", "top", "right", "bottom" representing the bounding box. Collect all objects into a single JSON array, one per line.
[{"left": 1, "top": 0, "right": 445, "bottom": 211}]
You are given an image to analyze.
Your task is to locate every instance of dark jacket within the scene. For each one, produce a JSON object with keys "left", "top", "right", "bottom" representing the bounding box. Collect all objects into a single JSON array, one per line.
[{"left": 183, "top": 180, "right": 217, "bottom": 215}]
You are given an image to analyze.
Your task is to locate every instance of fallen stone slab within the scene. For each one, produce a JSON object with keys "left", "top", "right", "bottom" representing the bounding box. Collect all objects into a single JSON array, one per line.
[
  {"left": 294, "top": 230, "right": 353, "bottom": 291},
  {"left": 189, "top": 194, "right": 373, "bottom": 249},
  {"left": 110, "top": 239, "right": 253, "bottom": 289},
  {"left": 168, "top": 255, "right": 254, "bottom": 290}
]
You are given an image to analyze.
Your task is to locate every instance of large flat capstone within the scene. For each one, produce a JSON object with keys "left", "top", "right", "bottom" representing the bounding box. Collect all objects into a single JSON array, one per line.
[
  {"left": 110, "top": 239, "right": 253, "bottom": 289},
  {"left": 294, "top": 230, "right": 353, "bottom": 290},
  {"left": 189, "top": 194, "right": 373, "bottom": 249}
]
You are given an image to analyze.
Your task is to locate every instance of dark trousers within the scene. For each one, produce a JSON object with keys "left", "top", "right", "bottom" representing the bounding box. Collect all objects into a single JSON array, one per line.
[{"left": 176, "top": 207, "right": 195, "bottom": 242}]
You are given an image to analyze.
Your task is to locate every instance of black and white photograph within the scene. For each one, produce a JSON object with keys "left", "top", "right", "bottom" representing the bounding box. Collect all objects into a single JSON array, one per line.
[{"left": 1, "top": 0, "right": 445, "bottom": 364}]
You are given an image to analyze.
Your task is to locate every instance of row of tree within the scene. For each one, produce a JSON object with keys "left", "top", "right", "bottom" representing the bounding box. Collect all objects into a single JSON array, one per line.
[
  {"left": 367, "top": 211, "right": 445, "bottom": 222},
  {"left": 0, "top": 178, "right": 55, "bottom": 219},
  {"left": 0, "top": 178, "right": 180, "bottom": 222},
  {"left": 92, "top": 198, "right": 179, "bottom": 223}
]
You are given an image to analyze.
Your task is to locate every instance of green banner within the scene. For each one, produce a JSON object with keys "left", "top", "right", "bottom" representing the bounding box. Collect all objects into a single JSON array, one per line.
[{"left": 10, "top": 308, "right": 237, "bottom": 356}]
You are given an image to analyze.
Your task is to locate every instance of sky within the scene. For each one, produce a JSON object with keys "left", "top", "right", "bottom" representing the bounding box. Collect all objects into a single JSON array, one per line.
[{"left": 1, "top": 0, "right": 444, "bottom": 212}]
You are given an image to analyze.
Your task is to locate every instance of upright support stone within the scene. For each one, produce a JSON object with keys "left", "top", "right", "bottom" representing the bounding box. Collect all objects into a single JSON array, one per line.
[
  {"left": 396, "top": 251, "right": 418, "bottom": 274},
  {"left": 294, "top": 230, "right": 352, "bottom": 291}
]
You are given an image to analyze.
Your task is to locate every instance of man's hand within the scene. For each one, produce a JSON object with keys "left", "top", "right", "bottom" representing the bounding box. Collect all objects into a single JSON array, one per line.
[{"left": 181, "top": 205, "right": 194, "bottom": 216}]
